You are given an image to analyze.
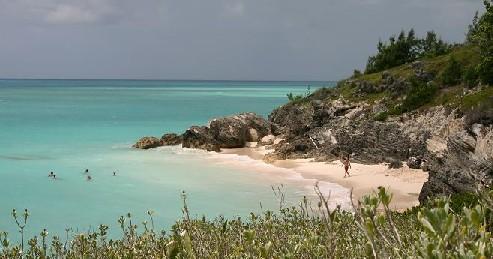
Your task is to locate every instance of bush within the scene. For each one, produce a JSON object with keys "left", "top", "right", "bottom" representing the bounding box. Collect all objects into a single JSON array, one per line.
[
  {"left": 464, "top": 98, "right": 493, "bottom": 126},
  {"left": 373, "top": 111, "right": 389, "bottom": 121},
  {"left": 365, "top": 30, "right": 451, "bottom": 74},
  {"left": 352, "top": 69, "right": 363, "bottom": 78},
  {"left": 439, "top": 56, "right": 463, "bottom": 86},
  {"left": 473, "top": 1, "right": 493, "bottom": 85},
  {"left": 286, "top": 92, "right": 303, "bottom": 102},
  {"left": 394, "top": 78, "right": 438, "bottom": 114},
  {"left": 463, "top": 65, "right": 479, "bottom": 88},
  {"left": 0, "top": 188, "right": 492, "bottom": 258}
]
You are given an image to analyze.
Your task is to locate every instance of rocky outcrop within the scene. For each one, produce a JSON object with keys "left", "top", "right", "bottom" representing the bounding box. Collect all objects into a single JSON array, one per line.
[
  {"left": 161, "top": 133, "right": 182, "bottom": 146},
  {"left": 267, "top": 99, "right": 418, "bottom": 163},
  {"left": 182, "top": 126, "right": 220, "bottom": 152},
  {"left": 208, "top": 113, "right": 270, "bottom": 148},
  {"left": 134, "top": 113, "right": 271, "bottom": 152},
  {"left": 133, "top": 136, "right": 162, "bottom": 149},
  {"left": 419, "top": 124, "right": 493, "bottom": 202}
]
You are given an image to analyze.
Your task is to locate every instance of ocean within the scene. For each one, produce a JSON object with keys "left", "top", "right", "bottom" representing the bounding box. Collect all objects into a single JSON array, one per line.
[{"left": 0, "top": 79, "right": 345, "bottom": 240}]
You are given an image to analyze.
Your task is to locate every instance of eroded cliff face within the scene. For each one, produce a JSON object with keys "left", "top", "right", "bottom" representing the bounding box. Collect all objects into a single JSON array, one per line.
[
  {"left": 419, "top": 124, "right": 493, "bottom": 202},
  {"left": 267, "top": 99, "right": 418, "bottom": 163},
  {"left": 267, "top": 96, "right": 492, "bottom": 201}
]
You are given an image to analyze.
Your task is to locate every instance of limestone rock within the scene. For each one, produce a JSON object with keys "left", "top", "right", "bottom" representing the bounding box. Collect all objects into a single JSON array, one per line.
[
  {"left": 133, "top": 137, "right": 162, "bottom": 149},
  {"left": 161, "top": 133, "right": 182, "bottom": 146}
]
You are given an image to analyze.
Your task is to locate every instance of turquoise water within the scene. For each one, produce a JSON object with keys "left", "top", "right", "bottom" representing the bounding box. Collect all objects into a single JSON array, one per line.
[{"left": 0, "top": 80, "right": 336, "bottom": 240}]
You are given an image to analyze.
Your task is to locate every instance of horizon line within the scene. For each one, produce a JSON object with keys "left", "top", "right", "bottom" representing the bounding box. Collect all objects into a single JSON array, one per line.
[{"left": 0, "top": 78, "right": 338, "bottom": 83}]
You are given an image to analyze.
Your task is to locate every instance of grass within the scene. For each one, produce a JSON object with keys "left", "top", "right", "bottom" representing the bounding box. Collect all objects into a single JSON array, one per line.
[
  {"left": 0, "top": 187, "right": 492, "bottom": 258},
  {"left": 461, "top": 86, "right": 493, "bottom": 110}
]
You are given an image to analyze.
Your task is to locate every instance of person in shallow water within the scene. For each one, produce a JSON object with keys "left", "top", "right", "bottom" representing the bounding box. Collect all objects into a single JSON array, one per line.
[
  {"left": 48, "top": 171, "right": 56, "bottom": 179},
  {"left": 342, "top": 155, "right": 351, "bottom": 178},
  {"left": 87, "top": 175, "right": 92, "bottom": 181},
  {"left": 113, "top": 171, "right": 116, "bottom": 176},
  {"left": 84, "top": 169, "right": 89, "bottom": 174}
]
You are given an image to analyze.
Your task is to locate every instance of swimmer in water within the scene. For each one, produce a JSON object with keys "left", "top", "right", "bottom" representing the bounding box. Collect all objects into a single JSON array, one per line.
[
  {"left": 84, "top": 169, "right": 89, "bottom": 174},
  {"left": 87, "top": 175, "right": 92, "bottom": 181},
  {"left": 113, "top": 171, "right": 116, "bottom": 176}
]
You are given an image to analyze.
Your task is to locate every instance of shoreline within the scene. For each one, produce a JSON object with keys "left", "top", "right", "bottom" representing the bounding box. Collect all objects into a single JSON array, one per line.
[{"left": 221, "top": 146, "right": 428, "bottom": 211}]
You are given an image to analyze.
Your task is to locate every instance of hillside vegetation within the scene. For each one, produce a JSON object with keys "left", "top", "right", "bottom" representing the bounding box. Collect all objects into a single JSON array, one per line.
[{"left": 0, "top": 188, "right": 492, "bottom": 258}]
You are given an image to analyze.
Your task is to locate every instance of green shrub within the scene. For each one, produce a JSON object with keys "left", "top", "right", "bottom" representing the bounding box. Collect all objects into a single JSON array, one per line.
[
  {"left": 439, "top": 56, "right": 463, "bottom": 86},
  {"left": 373, "top": 111, "right": 389, "bottom": 121},
  {"left": 365, "top": 30, "right": 451, "bottom": 74},
  {"left": 391, "top": 78, "right": 438, "bottom": 115},
  {"left": 286, "top": 92, "right": 303, "bottom": 102},
  {"left": 474, "top": 1, "right": 493, "bottom": 85},
  {"left": 463, "top": 65, "right": 479, "bottom": 88},
  {"left": 0, "top": 188, "right": 492, "bottom": 258},
  {"left": 352, "top": 69, "right": 363, "bottom": 78}
]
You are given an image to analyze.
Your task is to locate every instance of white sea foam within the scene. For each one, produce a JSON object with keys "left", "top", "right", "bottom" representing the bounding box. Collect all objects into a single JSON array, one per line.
[{"left": 199, "top": 149, "right": 351, "bottom": 210}]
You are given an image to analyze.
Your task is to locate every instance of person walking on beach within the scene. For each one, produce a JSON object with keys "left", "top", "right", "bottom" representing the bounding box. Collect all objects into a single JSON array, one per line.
[{"left": 342, "top": 155, "right": 351, "bottom": 178}]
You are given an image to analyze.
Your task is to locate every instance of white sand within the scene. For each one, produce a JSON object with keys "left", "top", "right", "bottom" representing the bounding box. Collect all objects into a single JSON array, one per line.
[{"left": 221, "top": 147, "right": 428, "bottom": 211}]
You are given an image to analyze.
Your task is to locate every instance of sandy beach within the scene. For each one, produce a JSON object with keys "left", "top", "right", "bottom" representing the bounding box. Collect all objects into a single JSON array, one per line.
[{"left": 222, "top": 146, "right": 428, "bottom": 211}]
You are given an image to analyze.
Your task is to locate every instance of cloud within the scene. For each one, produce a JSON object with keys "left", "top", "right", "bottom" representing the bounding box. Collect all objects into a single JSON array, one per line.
[
  {"left": 0, "top": 0, "right": 139, "bottom": 25},
  {"left": 45, "top": 4, "right": 100, "bottom": 24},
  {"left": 225, "top": 1, "right": 245, "bottom": 16}
]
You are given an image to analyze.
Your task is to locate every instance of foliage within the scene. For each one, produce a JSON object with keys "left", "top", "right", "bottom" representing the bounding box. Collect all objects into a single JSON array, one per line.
[
  {"left": 352, "top": 69, "right": 362, "bottom": 79},
  {"left": 471, "top": 1, "right": 493, "bottom": 85},
  {"left": 463, "top": 89, "right": 493, "bottom": 126},
  {"left": 365, "top": 30, "right": 451, "bottom": 74},
  {"left": 0, "top": 187, "right": 491, "bottom": 258},
  {"left": 286, "top": 92, "right": 303, "bottom": 102},
  {"left": 390, "top": 78, "right": 438, "bottom": 114},
  {"left": 463, "top": 65, "right": 479, "bottom": 88},
  {"left": 466, "top": 11, "right": 481, "bottom": 44},
  {"left": 373, "top": 111, "right": 389, "bottom": 121},
  {"left": 286, "top": 85, "right": 312, "bottom": 104},
  {"left": 439, "top": 56, "right": 463, "bottom": 86}
]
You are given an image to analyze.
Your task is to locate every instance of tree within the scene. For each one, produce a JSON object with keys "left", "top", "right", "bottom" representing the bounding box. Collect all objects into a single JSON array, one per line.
[
  {"left": 476, "top": 1, "right": 493, "bottom": 85},
  {"left": 365, "top": 29, "right": 451, "bottom": 74},
  {"left": 466, "top": 11, "right": 480, "bottom": 44},
  {"left": 440, "top": 56, "right": 463, "bottom": 86}
]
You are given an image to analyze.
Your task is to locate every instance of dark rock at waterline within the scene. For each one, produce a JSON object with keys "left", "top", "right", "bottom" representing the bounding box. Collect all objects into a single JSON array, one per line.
[
  {"left": 209, "top": 113, "right": 270, "bottom": 147},
  {"left": 182, "top": 126, "right": 220, "bottom": 152},
  {"left": 161, "top": 133, "right": 182, "bottom": 146},
  {"left": 181, "top": 113, "right": 271, "bottom": 151},
  {"left": 133, "top": 136, "right": 162, "bottom": 149}
]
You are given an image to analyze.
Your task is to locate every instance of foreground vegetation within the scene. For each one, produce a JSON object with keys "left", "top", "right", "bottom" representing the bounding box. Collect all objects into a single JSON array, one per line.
[{"left": 0, "top": 187, "right": 492, "bottom": 258}]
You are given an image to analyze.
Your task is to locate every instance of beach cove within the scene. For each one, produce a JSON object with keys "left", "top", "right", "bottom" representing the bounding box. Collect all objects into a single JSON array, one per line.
[{"left": 0, "top": 79, "right": 332, "bottom": 239}]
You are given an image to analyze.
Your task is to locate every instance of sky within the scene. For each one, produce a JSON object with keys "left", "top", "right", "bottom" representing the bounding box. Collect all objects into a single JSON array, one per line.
[{"left": 0, "top": 0, "right": 485, "bottom": 81}]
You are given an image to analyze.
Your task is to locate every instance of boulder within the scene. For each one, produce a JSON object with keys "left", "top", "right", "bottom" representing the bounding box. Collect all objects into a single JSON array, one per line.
[
  {"left": 161, "top": 133, "right": 182, "bottom": 146},
  {"left": 182, "top": 126, "right": 220, "bottom": 152},
  {"left": 388, "top": 159, "right": 403, "bottom": 169},
  {"left": 407, "top": 156, "right": 422, "bottom": 169},
  {"left": 133, "top": 136, "right": 162, "bottom": 149},
  {"left": 208, "top": 112, "right": 270, "bottom": 148},
  {"left": 181, "top": 113, "right": 270, "bottom": 151},
  {"left": 260, "top": 135, "right": 276, "bottom": 145}
]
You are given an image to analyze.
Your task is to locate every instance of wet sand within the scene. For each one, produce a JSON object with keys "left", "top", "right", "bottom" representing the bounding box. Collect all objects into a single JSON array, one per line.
[{"left": 221, "top": 146, "right": 428, "bottom": 211}]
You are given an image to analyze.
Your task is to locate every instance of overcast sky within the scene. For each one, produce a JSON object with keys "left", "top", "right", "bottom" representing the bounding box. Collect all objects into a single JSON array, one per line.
[{"left": 0, "top": 0, "right": 485, "bottom": 81}]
